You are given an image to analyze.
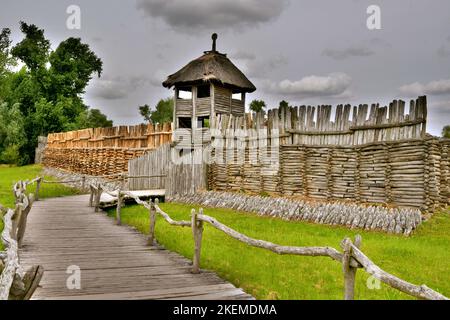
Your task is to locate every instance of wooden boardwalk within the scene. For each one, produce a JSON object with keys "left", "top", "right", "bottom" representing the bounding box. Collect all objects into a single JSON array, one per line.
[{"left": 19, "top": 195, "right": 252, "bottom": 300}]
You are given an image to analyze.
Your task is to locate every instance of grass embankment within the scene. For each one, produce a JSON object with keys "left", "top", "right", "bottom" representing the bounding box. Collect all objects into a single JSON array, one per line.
[
  {"left": 0, "top": 164, "right": 80, "bottom": 250},
  {"left": 107, "top": 203, "right": 450, "bottom": 300}
]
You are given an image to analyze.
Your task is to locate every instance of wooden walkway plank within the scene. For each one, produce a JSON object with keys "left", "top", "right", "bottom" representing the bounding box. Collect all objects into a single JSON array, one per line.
[{"left": 19, "top": 195, "right": 252, "bottom": 300}]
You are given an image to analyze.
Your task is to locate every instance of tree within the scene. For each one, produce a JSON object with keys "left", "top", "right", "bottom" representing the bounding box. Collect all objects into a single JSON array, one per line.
[
  {"left": 151, "top": 98, "right": 173, "bottom": 124},
  {"left": 1, "top": 21, "right": 108, "bottom": 164},
  {"left": 139, "top": 98, "right": 173, "bottom": 124},
  {"left": 0, "top": 102, "right": 27, "bottom": 165},
  {"left": 48, "top": 37, "right": 103, "bottom": 100},
  {"left": 279, "top": 100, "right": 289, "bottom": 109},
  {"left": 249, "top": 99, "right": 266, "bottom": 113},
  {"left": 0, "top": 28, "right": 16, "bottom": 77},
  {"left": 139, "top": 104, "right": 152, "bottom": 123},
  {"left": 11, "top": 22, "right": 50, "bottom": 74},
  {"left": 443, "top": 125, "right": 450, "bottom": 138},
  {"left": 77, "top": 108, "right": 113, "bottom": 128}
]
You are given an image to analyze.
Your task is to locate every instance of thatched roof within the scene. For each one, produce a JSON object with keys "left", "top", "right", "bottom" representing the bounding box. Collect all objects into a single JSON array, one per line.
[{"left": 163, "top": 45, "right": 256, "bottom": 93}]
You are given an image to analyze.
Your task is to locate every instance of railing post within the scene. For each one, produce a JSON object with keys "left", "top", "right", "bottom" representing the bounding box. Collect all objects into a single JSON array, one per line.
[
  {"left": 148, "top": 199, "right": 157, "bottom": 246},
  {"left": 81, "top": 176, "right": 86, "bottom": 192},
  {"left": 191, "top": 208, "right": 204, "bottom": 274},
  {"left": 89, "top": 185, "right": 94, "bottom": 207},
  {"left": 95, "top": 184, "right": 103, "bottom": 212},
  {"left": 35, "top": 177, "right": 42, "bottom": 201},
  {"left": 120, "top": 174, "right": 126, "bottom": 190},
  {"left": 342, "top": 235, "right": 362, "bottom": 300},
  {"left": 116, "top": 189, "right": 122, "bottom": 225}
]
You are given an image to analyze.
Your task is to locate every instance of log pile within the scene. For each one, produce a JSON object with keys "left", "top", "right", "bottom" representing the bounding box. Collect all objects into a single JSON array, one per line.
[
  {"left": 42, "top": 123, "right": 172, "bottom": 176},
  {"left": 168, "top": 191, "right": 423, "bottom": 235}
]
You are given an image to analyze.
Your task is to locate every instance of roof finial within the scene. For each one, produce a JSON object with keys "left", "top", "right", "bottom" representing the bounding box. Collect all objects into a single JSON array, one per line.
[{"left": 212, "top": 33, "right": 218, "bottom": 52}]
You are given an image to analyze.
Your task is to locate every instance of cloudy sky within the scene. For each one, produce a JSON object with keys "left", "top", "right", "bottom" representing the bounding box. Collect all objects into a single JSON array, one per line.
[{"left": 2, "top": 0, "right": 450, "bottom": 135}]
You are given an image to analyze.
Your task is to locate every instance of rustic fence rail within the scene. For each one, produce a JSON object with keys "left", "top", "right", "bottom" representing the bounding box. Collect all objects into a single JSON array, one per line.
[
  {"left": 89, "top": 182, "right": 449, "bottom": 300},
  {"left": 0, "top": 178, "right": 44, "bottom": 300}
]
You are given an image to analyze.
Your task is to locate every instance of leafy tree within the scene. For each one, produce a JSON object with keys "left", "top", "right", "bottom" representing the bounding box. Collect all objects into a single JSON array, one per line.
[
  {"left": 0, "top": 102, "right": 27, "bottom": 165},
  {"left": 0, "top": 28, "right": 16, "bottom": 77},
  {"left": 139, "top": 98, "right": 173, "bottom": 124},
  {"left": 0, "top": 21, "right": 110, "bottom": 164},
  {"left": 32, "top": 98, "right": 67, "bottom": 135},
  {"left": 443, "top": 125, "right": 450, "bottom": 138},
  {"left": 76, "top": 108, "right": 113, "bottom": 129},
  {"left": 151, "top": 98, "right": 173, "bottom": 124},
  {"left": 48, "top": 37, "right": 103, "bottom": 100},
  {"left": 279, "top": 100, "right": 289, "bottom": 109},
  {"left": 249, "top": 99, "right": 266, "bottom": 113},
  {"left": 11, "top": 22, "right": 50, "bottom": 74},
  {"left": 139, "top": 104, "right": 152, "bottom": 123}
]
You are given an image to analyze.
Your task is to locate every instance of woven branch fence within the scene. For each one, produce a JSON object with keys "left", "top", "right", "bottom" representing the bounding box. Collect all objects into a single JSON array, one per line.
[{"left": 43, "top": 123, "right": 172, "bottom": 176}]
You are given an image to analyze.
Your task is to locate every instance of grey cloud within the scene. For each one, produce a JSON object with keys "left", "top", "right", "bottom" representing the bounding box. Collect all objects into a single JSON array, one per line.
[
  {"left": 429, "top": 100, "right": 450, "bottom": 114},
  {"left": 399, "top": 79, "right": 450, "bottom": 96},
  {"left": 369, "top": 37, "right": 392, "bottom": 49},
  {"left": 136, "top": 0, "right": 288, "bottom": 31},
  {"left": 230, "top": 51, "right": 256, "bottom": 61},
  {"left": 264, "top": 73, "right": 352, "bottom": 97},
  {"left": 88, "top": 74, "right": 165, "bottom": 100},
  {"left": 322, "top": 46, "right": 375, "bottom": 60},
  {"left": 245, "top": 54, "right": 288, "bottom": 78},
  {"left": 437, "top": 45, "right": 450, "bottom": 58}
]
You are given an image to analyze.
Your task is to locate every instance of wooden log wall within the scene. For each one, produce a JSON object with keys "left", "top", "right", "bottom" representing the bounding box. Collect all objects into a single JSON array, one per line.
[
  {"left": 208, "top": 96, "right": 449, "bottom": 211},
  {"left": 42, "top": 123, "right": 172, "bottom": 176}
]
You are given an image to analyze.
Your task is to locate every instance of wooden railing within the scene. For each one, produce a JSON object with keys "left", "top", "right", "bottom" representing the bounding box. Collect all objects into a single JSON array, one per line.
[
  {"left": 0, "top": 178, "right": 44, "bottom": 300},
  {"left": 90, "top": 183, "right": 449, "bottom": 301}
]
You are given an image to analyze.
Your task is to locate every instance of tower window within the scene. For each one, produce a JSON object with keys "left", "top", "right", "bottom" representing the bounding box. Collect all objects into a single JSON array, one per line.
[
  {"left": 197, "top": 85, "right": 210, "bottom": 98},
  {"left": 178, "top": 117, "right": 192, "bottom": 129},
  {"left": 178, "top": 87, "right": 192, "bottom": 100},
  {"left": 197, "top": 116, "right": 210, "bottom": 128},
  {"left": 232, "top": 91, "right": 242, "bottom": 101}
]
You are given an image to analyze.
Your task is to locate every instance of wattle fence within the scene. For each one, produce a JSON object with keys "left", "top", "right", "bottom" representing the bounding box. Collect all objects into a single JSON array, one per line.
[{"left": 43, "top": 123, "right": 172, "bottom": 176}]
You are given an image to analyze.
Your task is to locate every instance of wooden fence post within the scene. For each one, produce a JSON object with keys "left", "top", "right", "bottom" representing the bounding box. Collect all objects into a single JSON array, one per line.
[
  {"left": 148, "top": 199, "right": 157, "bottom": 246},
  {"left": 116, "top": 189, "right": 122, "bottom": 225},
  {"left": 89, "top": 185, "right": 94, "bottom": 207},
  {"left": 342, "top": 235, "right": 362, "bottom": 300},
  {"left": 81, "top": 176, "right": 86, "bottom": 191},
  {"left": 17, "top": 194, "right": 34, "bottom": 248},
  {"left": 35, "top": 177, "right": 42, "bottom": 201},
  {"left": 191, "top": 208, "right": 204, "bottom": 274},
  {"left": 120, "top": 174, "right": 126, "bottom": 190},
  {"left": 94, "top": 184, "right": 103, "bottom": 212}
]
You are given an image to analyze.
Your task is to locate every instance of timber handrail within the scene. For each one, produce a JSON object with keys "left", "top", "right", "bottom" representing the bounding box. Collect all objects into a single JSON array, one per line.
[
  {"left": 87, "top": 182, "right": 449, "bottom": 300},
  {"left": 0, "top": 179, "right": 44, "bottom": 300}
]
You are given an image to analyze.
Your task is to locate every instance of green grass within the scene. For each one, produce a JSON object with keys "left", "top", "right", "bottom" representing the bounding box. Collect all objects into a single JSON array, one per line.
[
  {"left": 107, "top": 203, "right": 450, "bottom": 300},
  {"left": 0, "top": 164, "right": 80, "bottom": 250}
]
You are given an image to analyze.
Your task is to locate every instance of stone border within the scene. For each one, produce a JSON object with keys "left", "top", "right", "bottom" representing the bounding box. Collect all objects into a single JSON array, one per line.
[{"left": 168, "top": 191, "right": 423, "bottom": 236}]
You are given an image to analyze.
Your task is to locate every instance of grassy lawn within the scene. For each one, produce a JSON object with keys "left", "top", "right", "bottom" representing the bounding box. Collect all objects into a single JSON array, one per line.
[
  {"left": 0, "top": 164, "right": 80, "bottom": 250},
  {"left": 107, "top": 203, "right": 450, "bottom": 300}
]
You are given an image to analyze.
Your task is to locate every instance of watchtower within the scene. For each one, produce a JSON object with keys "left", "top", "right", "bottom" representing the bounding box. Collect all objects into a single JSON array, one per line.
[{"left": 163, "top": 33, "right": 256, "bottom": 141}]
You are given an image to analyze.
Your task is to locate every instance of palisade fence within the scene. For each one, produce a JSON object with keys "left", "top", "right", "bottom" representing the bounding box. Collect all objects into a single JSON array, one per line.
[
  {"left": 207, "top": 96, "right": 449, "bottom": 211},
  {"left": 43, "top": 95, "right": 449, "bottom": 211},
  {"left": 43, "top": 123, "right": 172, "bottom": 176}
]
